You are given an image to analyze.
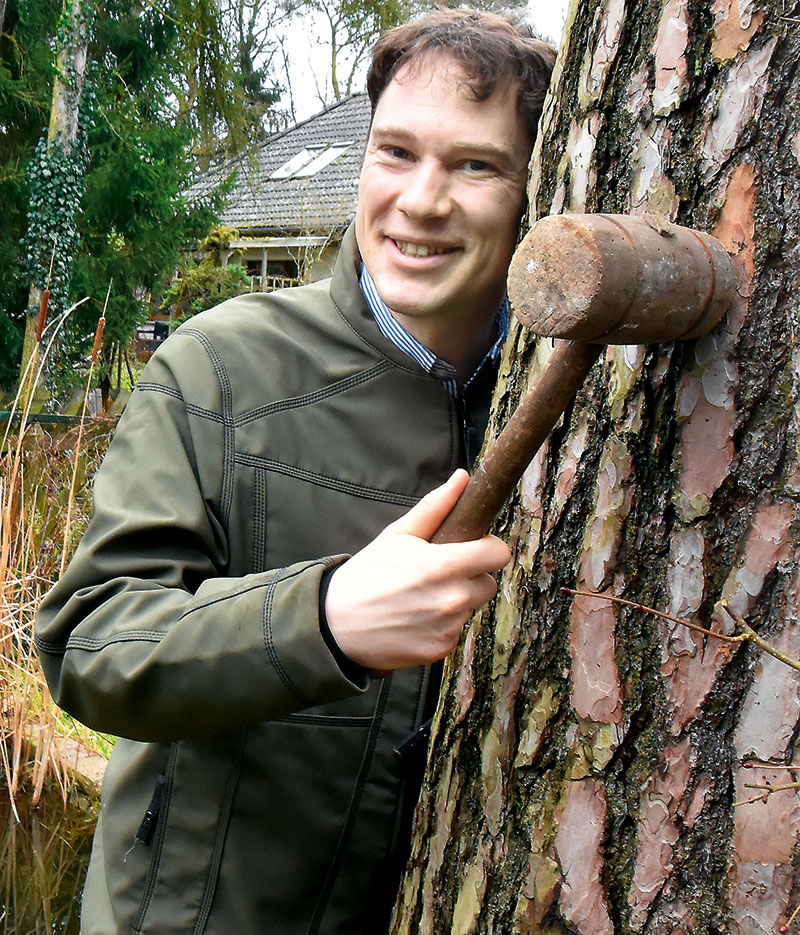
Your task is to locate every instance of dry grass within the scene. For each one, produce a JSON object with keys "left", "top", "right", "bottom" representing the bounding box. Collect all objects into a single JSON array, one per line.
[
  {"left": 1, "top": 420, "right": 114, "bottom": 814},
  {"left": 1, "top": 307, "right": 114, "bottom": 816}
]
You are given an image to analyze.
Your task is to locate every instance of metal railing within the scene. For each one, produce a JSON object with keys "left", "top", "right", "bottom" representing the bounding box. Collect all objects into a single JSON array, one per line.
[{"left": 247, "top": 275, "right": 301, "bottom": 292}]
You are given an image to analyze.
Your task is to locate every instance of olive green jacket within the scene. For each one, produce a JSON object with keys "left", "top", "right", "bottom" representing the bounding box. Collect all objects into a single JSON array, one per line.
[{"left": 35, "top": 225, "right": 493, "bottom": 934}]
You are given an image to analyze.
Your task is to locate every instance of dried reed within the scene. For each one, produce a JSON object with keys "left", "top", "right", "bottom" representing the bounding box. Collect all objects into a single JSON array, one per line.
[{"left": 1, "top": 300, "right": 114, "bottom": 815}]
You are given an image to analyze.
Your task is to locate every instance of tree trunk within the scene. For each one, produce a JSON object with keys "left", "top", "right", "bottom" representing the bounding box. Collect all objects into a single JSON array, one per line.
[
  {"left": 392, "top": 1, "right": 799, "bottom": 933},
  {"left": 20, "top": 0, "right": 92, "bottom": 384}
]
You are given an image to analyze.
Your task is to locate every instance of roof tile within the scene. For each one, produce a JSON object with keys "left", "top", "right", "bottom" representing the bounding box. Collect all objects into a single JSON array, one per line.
[{"left": 186, "top": 94, "right": 371, "bottom": 236}]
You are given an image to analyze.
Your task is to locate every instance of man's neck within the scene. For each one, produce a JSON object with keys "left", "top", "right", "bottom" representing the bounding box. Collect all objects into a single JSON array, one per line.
[
  {"left": 393, "top": 313, "right": 499, "bottom": 385},
  {"left": 359, "top": 265, "right": 508, "bottom": 393}
]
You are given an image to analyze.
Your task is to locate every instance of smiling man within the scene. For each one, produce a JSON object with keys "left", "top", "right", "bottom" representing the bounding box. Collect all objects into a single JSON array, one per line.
[
  {"left": 36, "top": 10, "right": 554, "bottom": 935},
  {"left": 354, "top": 57, "right": 531, "bottom": 378}
]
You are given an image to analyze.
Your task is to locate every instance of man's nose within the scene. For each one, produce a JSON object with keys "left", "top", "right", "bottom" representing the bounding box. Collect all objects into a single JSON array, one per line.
[{"left": 395, "top": 162, "right": 452, "bottom": 220}]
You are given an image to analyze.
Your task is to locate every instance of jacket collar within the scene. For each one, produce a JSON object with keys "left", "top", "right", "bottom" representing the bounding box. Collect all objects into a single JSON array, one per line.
[
  {"left": 329, "top": 223, "right": 439, "bottom": 375},
  {"left": 329, "top": 223, "right": 508, "bottom": 386}
]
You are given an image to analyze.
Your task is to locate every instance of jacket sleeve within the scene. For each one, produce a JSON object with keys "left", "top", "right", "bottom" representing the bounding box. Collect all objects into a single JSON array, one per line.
[{"left": 35, "top": 331, "right": 368, "bottom": 743}]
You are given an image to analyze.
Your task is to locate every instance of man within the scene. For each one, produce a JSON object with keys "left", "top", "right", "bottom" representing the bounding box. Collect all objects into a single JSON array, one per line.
[{"left": 36, "top": 10, "right": 555, "bottom": 933}]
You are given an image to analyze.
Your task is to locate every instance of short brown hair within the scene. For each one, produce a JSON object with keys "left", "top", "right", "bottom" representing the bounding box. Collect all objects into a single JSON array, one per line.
[{"left": 366, "top": 8, "right": 556, "bottom": 145}]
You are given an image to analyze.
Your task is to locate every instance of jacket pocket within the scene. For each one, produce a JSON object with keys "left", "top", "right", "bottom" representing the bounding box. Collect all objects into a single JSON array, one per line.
[
  {"left": 130, "top": 733, "right": 246, "bottom": 935},
  {"left": 132, "top": 745, "right": 178, "bottom": 933}
]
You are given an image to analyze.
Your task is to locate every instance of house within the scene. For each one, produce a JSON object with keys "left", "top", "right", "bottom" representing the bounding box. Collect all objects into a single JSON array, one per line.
[{"left": 187, "top": 94, "right": 371, "bottom": 289}]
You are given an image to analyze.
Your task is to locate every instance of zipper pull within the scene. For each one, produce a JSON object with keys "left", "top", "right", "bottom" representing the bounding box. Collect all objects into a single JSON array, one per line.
[
  {"left": 135, "top": 773, "right": 166, "bottom": 845},
  {"left": 455, "top": 396, "right": 479, "bottom": 469},
  {"left": 393, "top": 717, "right": 433, "bottom": 763}
]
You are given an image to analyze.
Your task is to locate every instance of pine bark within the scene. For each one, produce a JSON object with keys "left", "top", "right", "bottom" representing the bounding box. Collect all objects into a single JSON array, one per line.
[{"left": 391, "top": 1, "right": 800, "bottom": 933}]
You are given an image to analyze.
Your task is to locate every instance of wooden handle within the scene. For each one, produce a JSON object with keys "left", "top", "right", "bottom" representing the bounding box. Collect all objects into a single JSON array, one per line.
[{"left": 432, "top": 340, "right": 603, "bottom": 544}]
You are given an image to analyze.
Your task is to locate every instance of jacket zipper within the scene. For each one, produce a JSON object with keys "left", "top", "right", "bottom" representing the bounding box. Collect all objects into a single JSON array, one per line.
[
  {"left": 132, "top": 742, "right": 179, "bottom": 934},
  {"left": 135, "top": 773, "right": 166, "bottom": 845},
  {"left": 454, "top": 394, "right": 479, "bottom": 470}
]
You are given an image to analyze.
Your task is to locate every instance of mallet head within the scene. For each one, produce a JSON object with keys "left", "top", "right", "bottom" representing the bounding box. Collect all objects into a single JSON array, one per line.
[{"left": 507, "top": 213, "right": 736, "bottom": 345}]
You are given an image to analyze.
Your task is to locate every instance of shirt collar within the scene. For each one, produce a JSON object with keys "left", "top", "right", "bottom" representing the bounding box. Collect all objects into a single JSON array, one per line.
[{"left": 359, "top": 264, "right": 508, "bottom": 397}]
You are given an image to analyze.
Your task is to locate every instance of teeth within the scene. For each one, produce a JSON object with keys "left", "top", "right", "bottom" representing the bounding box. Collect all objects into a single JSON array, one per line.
[{"left": 395, "top": 240, "right": 449, "bottom": 257}]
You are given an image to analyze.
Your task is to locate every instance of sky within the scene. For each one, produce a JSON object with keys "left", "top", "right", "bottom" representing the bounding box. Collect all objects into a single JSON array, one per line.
[{"left": 280, "top": 0, "right": 571, "bottom": 122}]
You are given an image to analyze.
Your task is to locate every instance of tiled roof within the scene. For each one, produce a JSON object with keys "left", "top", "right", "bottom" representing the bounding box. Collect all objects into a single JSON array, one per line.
[{"left": 186, "top": 94, "right": 371, "bottom": 237}]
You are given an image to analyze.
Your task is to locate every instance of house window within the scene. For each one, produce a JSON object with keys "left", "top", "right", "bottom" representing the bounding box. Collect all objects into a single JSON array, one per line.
[
  {"left": 245, "top": 257, "right": 300, "bottom": 290},
  {"left": 270, "top": 142, "right": 353, "bottom": 180},
  {"left": 267, "top": 259, "right": 299, "bottom": 280}
]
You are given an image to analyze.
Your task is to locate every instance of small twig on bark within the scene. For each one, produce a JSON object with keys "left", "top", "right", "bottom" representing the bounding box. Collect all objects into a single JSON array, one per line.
[
  {"left": 779, "top": 900, "right": 800, "bottom": 933},
  {"left": 743, "top": 781, "right": 800, "bottom": 793},
  {"left": 731, "top": 764, "right": 800, "bottom": 807},
  {"left": 731, "top": 780, "right": 800, "bottom": 808},
  {"left": 719, "top": 599, "right": 800, "bottom": 673},
  {"left": 560, "top": 589, "right": 800, "bottom": 673},
  {"left": 742, "top": 761, "right": 800, "bottom": 771},
  {"left": 561, "top": 588, "right": 748, "bottom": 643}
]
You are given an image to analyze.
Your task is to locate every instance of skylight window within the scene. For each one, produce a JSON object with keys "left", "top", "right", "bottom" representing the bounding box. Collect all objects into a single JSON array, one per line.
[{"left": 270, "top": 142, "right": 353, "bottom": 180}]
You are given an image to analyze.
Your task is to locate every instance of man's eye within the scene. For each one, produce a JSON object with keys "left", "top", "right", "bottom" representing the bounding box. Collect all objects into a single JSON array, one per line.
[
  {"left": 388, "top": 146, "right": 411, "bottom": 160},
  {"left": 463, "top": 159, "right": 491, "bottom": 172}
]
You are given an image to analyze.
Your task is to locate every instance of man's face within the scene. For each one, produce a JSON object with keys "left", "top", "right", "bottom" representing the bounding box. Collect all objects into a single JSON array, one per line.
[{"left": 356, "top": 54, "right": 532, "bottom": 352}]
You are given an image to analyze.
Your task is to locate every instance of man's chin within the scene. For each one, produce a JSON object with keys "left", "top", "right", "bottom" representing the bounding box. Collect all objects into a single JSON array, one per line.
[{"left": 383, "top": 298, "right": 442, "bottom": 321}]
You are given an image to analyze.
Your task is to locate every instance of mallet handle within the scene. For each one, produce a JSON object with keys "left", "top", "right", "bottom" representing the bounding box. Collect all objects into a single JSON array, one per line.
[{"left": 432, "top": 340, "right": 603, "bottom": 544}]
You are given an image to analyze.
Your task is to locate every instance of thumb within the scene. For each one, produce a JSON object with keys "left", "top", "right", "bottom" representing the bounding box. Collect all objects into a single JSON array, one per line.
[{"left": 388, "top": 470, "right": 471, "bottom": 541}]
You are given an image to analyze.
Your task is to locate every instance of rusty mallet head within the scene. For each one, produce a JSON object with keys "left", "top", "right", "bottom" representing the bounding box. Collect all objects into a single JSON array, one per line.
[{"left": 432, "top": 212, "right": 737, "bottom": 544}]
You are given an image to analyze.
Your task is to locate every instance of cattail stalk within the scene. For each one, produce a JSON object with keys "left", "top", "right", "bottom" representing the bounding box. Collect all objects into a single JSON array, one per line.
[{"left": 61, "top": 285, "right": 110, "bottom": 575}]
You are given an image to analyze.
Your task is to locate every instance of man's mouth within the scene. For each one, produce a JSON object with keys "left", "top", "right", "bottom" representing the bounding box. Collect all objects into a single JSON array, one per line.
[{"left": 392, "top": 239, "right": 455, "bottom": 258}]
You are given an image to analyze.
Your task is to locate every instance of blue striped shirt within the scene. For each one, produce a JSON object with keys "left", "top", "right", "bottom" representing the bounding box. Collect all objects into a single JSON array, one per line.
[{"left": 359, "top": 265, "right": 508, "bottom": 397}]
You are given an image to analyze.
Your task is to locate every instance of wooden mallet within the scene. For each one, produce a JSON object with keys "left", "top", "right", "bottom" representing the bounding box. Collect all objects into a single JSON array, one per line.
[{"left": 432, "top": 212, "right": 736, "bottom": 544}]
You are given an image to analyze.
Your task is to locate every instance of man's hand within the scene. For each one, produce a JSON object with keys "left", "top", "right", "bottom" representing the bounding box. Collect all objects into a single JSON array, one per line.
[{"left": 324, "top": 470, "right": 511, "bottom": 671}]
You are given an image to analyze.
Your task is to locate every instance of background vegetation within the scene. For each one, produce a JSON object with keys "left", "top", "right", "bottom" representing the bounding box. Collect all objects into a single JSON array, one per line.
[{"left": 0, "top": 0, "right": 436, "bottom": 404}]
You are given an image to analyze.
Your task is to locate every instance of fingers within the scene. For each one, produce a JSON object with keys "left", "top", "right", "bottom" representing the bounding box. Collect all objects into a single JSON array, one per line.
[
  {"left": 388, "top": 469, "right": 470, "bottom": 541},
  {"left": 323, "top": 473, "right": 512, "bottom": 673},
  {"left": 426, "top": 571, "right": 500, "bottom": 631},
  {"left": 432, "top": 534, "right": 511, "bottom": 579}
]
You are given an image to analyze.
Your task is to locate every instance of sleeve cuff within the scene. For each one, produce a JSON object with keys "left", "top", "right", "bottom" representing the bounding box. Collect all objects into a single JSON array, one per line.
[{"left": 318, "top": 564, "right": 371, "bottom": 689}]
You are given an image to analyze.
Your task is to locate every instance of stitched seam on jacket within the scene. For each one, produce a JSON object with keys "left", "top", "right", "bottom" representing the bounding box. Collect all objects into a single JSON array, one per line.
[
  {"left": 307, "top": 677, "right": 393, "bottom": 933},
  {"left": 275, "top": 714, "right": 373, "bottom": 727},
  {"left": 252, "top": 468, "right": 267, "bottom": 574},
  {"left": 193, "top": 730, "right": 248, "bottom": 935},
  {"left": 329, "top": 294, "right": 427, "bottom": 376},
  {"left": 35, "top": 631, "right": 165, "bottom": 654},
  {"left": 181, "top": 329, "right": 235, "bottom": 525},
  {"left": 235, "top": 361, "right": 393, "bottom": 425},
  {"left": 131, "top": 742, "right": 180, "bottom": 934},
  {"left": 137, "top": 384, "right": 225, "bottom": 424},
  {"left": 177, "top": 574, "right": 280, "bottom": 619},
  {"left": 234, "top": 454, "right": 418, "bottom": 507},
  {"left": 136, "top": 382, "right": 183, "bottom": 400},
  {"left": 262, "top": 568, "right": 311, "bottom": 706}
]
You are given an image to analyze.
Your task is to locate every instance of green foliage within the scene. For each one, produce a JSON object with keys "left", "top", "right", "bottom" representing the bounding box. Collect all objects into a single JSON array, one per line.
[
  {"left": 0, "top": 0, "right": 59, "bottom": 384},
  {"left": 0, "top": 0, "right": 271, "bottom": 394},
  {"left": 161, "top": 255, "right": 251, "bottom": 323}
]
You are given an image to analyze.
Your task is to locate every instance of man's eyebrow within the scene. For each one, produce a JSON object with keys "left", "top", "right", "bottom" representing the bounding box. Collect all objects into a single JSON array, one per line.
[{"left": 370, "top": 126, "right": 518, "bottom": 164}]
